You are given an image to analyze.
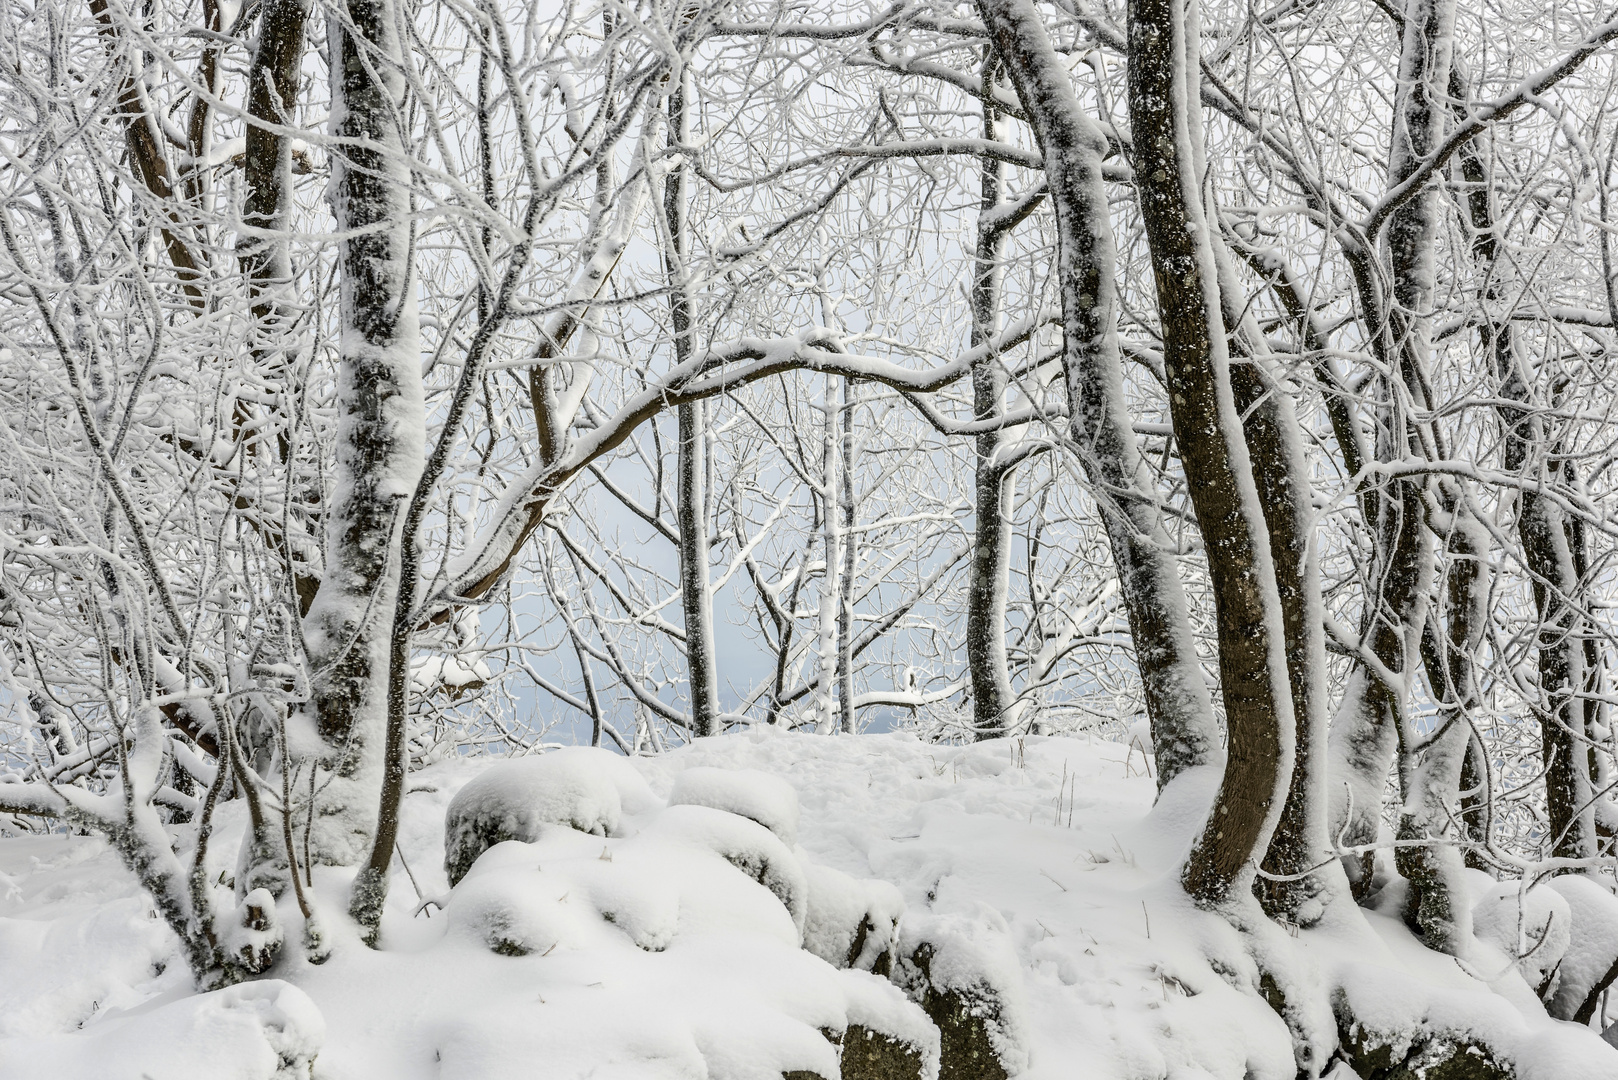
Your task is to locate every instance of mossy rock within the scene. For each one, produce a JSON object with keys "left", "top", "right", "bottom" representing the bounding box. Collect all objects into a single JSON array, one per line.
[
  {"left": 840, "top": 1024, "right": 929, "bottom": 1080},
  {"left": 1334, "top": 990, "right": 1513, "bottom": 1080},
  {"left": 783, "top": 1025, "right": 928, "bottom": 1080},
  {"left": 903, "top": 942, "right": 1010, "bottom": 1080}
]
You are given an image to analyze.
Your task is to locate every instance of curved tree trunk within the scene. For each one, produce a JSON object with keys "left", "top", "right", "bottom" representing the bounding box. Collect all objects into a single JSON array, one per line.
[
  {"left": 1210, "top": 239, "right": 1337, "bottom": 922},
  {"left": 1124, "top": 0, "right": 1295, "bottom": 909}
]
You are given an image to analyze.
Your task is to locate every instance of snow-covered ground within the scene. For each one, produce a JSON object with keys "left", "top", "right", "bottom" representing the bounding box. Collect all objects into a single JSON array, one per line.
[{"left": 2, "top": 729, "right": 1616, "bottom": 1079}]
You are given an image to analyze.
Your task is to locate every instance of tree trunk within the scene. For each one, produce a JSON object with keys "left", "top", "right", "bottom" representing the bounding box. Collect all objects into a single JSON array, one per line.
[
  {"left": 1327, "top": 0, "right": 1456, "bottom": 902},
  {"left": 966, "top": 57, "right": 1018, "bottom": 739},
  {"left": 678, "top": 403, "right": 719, "bottom": 736},
  {"left": 667, "top": 75, "right": 719, "bottom": 738},
  {"left": 838, "top": 378, "right": 857, "bottom": 735},
  {"left": 978, "top": 0, "right": 1220, "bottom": 791},
  {"left": 1211, "top": 239, "right": 1337, "bottom": 921},
  {"left": 299, "top": 0, "right": 425, "bottom": 868},
  {"left": 1125, "top": 0, "right": 1296, "bottom": 909},
  {"left": 818, "top": 373, "right": 840, "bottom": 734}
]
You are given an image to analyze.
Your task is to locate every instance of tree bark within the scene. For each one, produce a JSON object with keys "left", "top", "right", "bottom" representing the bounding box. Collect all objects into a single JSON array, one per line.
[
  {"left": 666, "top": 75, "right": 720, "bottom": 738},
  {"left": 1401, "top": 496, "right": 1486, "bottom": 955},
  {"left": 239, "top": 0, "right": 319, "bottom": 612},
  {"left": 978, "top": 0, "right": 1221, "bottom": 792},
  {"left": 300, "top": 0, "right": 425, "bottom": 869},
  {"left": 838, "top": 378, "right": 857, "bottom": 735},
  {"left": 1326, "top": 0, "right": 1455, "bottom": 902},
  {"left": 1125, "top": 0, "right": 1296, "bottom": 908},
  {"left": 966, "top": 55, "right": 1018, "bottom": 739},
  {"left": 1211, "top": 240, "right": 1336, "bottom": 921}
]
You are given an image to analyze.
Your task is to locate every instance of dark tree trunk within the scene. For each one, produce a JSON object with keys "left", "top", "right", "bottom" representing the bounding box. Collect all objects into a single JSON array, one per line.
[
  {"left": 1452, "top": 55, "right": 1597, "bottom": 866},
  {"left": 1211, "top": 241, "right": 1337, "bottom": 922},
  {"left": 1327, "top": 0, "right": 1456, "bottom": 903},
  {"left": 666, "top": 77, "right": 720, "bottom": 738},
  {"left": 966, "top": 55, "right": 1018, "bottom": 740},
  {"left": 1402, "top": 498, "right": 1486, "bottom": 954},
  {"left": 1125, "top": 0, "right": 1295, "bottom": 909}
]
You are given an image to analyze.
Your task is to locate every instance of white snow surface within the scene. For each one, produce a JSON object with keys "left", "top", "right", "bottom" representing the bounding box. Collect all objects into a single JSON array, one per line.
[{"left": 3, "top": 730, "right": 1618, "bottom": 1078}]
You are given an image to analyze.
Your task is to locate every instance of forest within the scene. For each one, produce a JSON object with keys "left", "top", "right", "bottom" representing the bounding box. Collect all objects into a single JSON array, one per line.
[{"left": 4, "top": 0, "right": 1618, "bottom": 1076}]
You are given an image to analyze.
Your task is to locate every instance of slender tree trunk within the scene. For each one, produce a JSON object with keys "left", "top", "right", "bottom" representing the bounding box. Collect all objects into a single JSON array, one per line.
[
  {"left": 678, "top": 405, "right": 719, "bottom": 736},
  {"left": 1326, "top": 0, "right": 1456, "bottom": 902},
  {"left": 666, "top": 75, "right": 719, "bottom": 737},
  {"left": 838, "top": 379, "right": 857, "bottom": 734},
  {"left": 1327, "top": 480, "right": 1432, "bottom": 899},
  {"left": 966, "top": 56, "right": 1017, "bottom": 739},
  {"left": 817, "top": 373, "right": 839, "bottom": 733},
  {"left": 300, "top": 0, "right": 424, "bottom": 868},
  {"left": 978, "top": 0, "right": 1220, "bottom": 791},
  {"left": 229, "top": 0, "right": 312, "bottom": 897},
  {"left": 1125, "top": 0, "right": 1296, "bottom": 909}
]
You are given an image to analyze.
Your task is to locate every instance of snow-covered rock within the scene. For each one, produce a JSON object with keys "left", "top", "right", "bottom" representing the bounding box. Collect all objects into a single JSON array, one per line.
[
  {"left": 803, "top": 862, "right": 904, "bottom": 974},
  {"left": 896, "top": 909, "right": 1030, "bottom": 1079},
  {"left": 443, "top": 748, "right": 644, "bottom": 885},
  {"left": 645, "top": 802, "right": 810, "bottom": 940},
  {"left": 0, "top": 979, "right": 324, "bottom": 1080},
  {"left": 1471, "top": 877, "right": 1571, "bottom": 997}
]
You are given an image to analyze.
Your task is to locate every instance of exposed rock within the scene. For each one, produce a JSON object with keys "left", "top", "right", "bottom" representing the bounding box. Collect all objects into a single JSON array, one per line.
[
  {"left": 839, "top": 1023, "right": 931, "bottom": 1080},
  {"left": 1334, "top": 988, "right": 1514, "bottom": 1080},
  {"left": 895, "top": 913, "right": 1027, "bottom": 1080}
]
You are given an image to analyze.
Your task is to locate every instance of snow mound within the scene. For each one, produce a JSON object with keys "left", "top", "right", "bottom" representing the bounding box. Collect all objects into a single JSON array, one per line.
[
  {"left": 1546, "top": 874, "right": 1618, "bottom": 1021},
  {"left": 669, "top": 766, "right": 800, "bottom": 846},
  {"left": 0, "top": 979, "right": 324, "bottom": 1080},
  {"left": 444, "top": 747, "right": 642, "bottom": 885},
  {"left": 1471, "top": 876, "right": 1571, "bottom": 996},
  {"left": 13, "top": 730, "right": 1618, "bottom": 1079},
  {"left": 644, "top": 802, "right": 809, "bottom": 940},
  {"left": 419, "top": 769, "right": 935, "bottom": 1079}
]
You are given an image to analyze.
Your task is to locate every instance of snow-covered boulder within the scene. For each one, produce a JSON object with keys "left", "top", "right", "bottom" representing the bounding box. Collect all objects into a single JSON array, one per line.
[
  {"left": 837, "top": 968, "right": 940, "bottom": 1080},
  {"left": 1546, "top": 874, "right": 1618, "bottom": 1021},
  {"left": 895, "top": 910, "right": 1029, "bottom": 1080},
  {"left": 803, "top": 862, "right": 904, "bottom": 975},
  {"left": 669, "top": 766, "right": 800, "bottom": 846},
  {"left": 1472, "top": 878, "right": 1572, "bottom": 997},
  {"left": 444, "top": 849, "right": 598, "bottom": 957},
  {"left": 443, "top": 748, "right": 632, "bottom": 885}
]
